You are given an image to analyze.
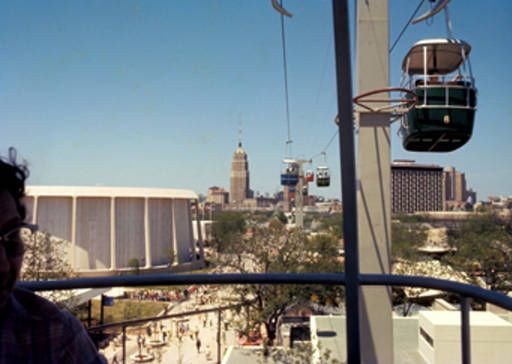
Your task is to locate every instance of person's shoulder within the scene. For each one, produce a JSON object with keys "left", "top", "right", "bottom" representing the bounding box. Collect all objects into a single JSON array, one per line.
[
  {"left": 12, "top": 288, "right": 69, "bottom": 321},
  {"left": 11, "top": 288, "right": 107, "bottom": 363}
]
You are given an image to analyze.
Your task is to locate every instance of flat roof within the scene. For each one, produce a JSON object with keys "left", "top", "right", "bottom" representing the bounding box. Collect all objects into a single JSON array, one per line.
[
  {"left": 26, "top": 185, "right": 198, "bottom": 200},
  {"left": 311, "top": 315, "right": 427, "bottom": 364},
  {"left": 420, "top": 311, "right": 512, "bottom": 327},
  {"left": 392, "top": 163, "right": 443, "bottom": 171}
]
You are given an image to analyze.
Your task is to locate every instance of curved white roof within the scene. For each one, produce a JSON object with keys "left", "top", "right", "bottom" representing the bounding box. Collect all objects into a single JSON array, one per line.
[
  {"left": 402, "top": 38, "right": 471, "bottom": 75},
  {"left": 26, "top": 185, "right": 198, "bottom": 200}
]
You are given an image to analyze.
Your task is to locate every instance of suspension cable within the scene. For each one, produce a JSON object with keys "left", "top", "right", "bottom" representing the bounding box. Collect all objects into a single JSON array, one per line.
[
  {"left": 389, "top": 0, "right": 425, "bottom": 54},
  {"left": 279, "top": 0, "right": 293, "bottom": 156},
  {"left": 309, "top": 129, "right": 339, "bottom": 162},
  {"left": 443, "top": 3, "right": 453, "bottom": 38}
]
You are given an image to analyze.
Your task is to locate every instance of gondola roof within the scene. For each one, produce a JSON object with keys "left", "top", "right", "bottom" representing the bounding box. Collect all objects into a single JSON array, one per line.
[{"left": 402, "top": 38, "right": 471, "bottom": 75}]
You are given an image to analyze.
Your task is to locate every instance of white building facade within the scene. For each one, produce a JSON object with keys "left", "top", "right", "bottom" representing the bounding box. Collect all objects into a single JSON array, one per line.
[{"left": 24, "top": 186, "right": 204, "bottom": 275}]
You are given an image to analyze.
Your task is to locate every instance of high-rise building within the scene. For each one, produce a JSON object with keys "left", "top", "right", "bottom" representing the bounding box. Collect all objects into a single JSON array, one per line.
[
  {"left": 229, "top": 142, "right": 251, "bottom": 205},
  {"left": 206, "top": 186, "right": 229, "bottom": 208},
  {"left": 391, "top": 160, "right": 444, "bottom": 214},
  {"left": 443, "top": 166, "right": 467, "bottom": 202}
]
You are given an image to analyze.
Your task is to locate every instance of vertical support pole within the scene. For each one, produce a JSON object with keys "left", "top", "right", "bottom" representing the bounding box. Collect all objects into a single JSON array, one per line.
[
  {"left": 110, "top": 197, "right": 116, "bottom": 270},
  {"left": 187, "top": 200, "right": 195, "bottom": 261},
  {"left": 172, "top": 200, "right": 179, "bottom": 265},
  {"left": 296, "top": 167, "right": 304, "bottom": 228},
  {"left": 461, "top": 296, "right": 471, "bottom": 364},
  {"left": 331, "top": 1, "right": 360, "bottom": 363},
  {"left": 217, "top": 310, "right": 222, "bottom": 364},
  {"left": 356, "top": 1, "right": 393, "bottom": 363},
  {"left": 195, "top": 200, "right": 205, "bottom": 264},
  {"left": 87, "top": 299, "right": 92, "bottom": 328},
  {"left": 144, "top": 197, "right": 152, "bottom": 269},
  {"left": 70, "top": 196, "right": 77, "bottom": 270},
  {"left": 32, "top": 195, "right": 38, "bottom": 224},
  {"left": 100, "top": 294, "right": 105, "bottom": 325},
  {"left": 122, "top": 325, "right": 127, "bottom": 364}
]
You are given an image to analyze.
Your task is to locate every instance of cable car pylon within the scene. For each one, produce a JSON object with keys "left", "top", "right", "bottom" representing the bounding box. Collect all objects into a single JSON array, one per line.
[{"left": 281, "top": 158, "right": 311, "bottom": 228}]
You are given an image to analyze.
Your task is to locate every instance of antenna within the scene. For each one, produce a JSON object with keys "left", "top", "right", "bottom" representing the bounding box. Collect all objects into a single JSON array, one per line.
[{"left": 238, "top": 120, "right": 243, "bottom": 146}]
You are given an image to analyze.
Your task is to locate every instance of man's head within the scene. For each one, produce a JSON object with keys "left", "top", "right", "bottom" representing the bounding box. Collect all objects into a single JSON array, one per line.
[{"left": 0, "top": 148, "right": 28, "bottom": 308}]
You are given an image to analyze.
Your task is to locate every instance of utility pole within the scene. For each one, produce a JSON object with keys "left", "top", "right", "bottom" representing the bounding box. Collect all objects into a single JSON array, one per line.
[{"left": 356, "top": 1, "right": 393, "bottom": 363}]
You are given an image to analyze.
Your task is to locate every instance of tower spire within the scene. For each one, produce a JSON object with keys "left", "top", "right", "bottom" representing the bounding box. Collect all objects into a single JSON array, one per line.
[{"left": 238, "top": 120, "right": 243, "bottom": 147}]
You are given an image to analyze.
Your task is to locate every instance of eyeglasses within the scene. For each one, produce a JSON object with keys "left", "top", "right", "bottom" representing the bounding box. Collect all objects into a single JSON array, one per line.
[{"left": 0, "top": 223, "right": 38, "bottom": 258}]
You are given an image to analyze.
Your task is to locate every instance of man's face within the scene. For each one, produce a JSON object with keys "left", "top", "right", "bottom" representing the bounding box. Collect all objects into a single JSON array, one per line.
[{"left": 0, "top": 190, "right": 24, "bottom": 308}]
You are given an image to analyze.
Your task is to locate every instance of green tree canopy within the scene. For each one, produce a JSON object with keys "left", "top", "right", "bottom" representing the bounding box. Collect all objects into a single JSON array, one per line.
[
  {"left": 391, "top": 220, "right": 427, "bottom": 261},
  {"left": 214, "top": 220, "right": 343, "bottom": 347},
  {"left": 211, "top": 211, "right": 246, "bottom": 252},
  {"left": 318, "top": 213, "right": 343, "bottom": 239},
  {"left": 22, "top": 231, "right": 75, "bottom": 281},
  {"left": 443, "top": 213, "right": 512, "bottom": 291}
]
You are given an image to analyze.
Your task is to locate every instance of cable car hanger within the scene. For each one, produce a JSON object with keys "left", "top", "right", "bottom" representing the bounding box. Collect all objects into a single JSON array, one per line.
[
  {"left": 411, "top": 0, "right": 450, "bottom": 25},
  {"left": 271, "top": 0, "right": 293, "bottom": 18}
]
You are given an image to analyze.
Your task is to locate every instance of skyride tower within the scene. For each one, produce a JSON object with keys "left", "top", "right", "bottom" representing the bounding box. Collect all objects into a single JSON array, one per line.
[{"left": 356, "top": 1, "right": 393, "bottom": 363}]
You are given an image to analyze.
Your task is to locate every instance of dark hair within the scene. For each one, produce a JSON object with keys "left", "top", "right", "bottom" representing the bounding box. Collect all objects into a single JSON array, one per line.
[{"left": 0, "top": 147, "right": 28, "bottom": 220}]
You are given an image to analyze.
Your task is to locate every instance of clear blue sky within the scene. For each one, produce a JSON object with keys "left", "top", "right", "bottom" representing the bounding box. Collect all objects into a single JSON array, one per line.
[{"left": 1, "top": 1, "right": 510, "bottom": 200}]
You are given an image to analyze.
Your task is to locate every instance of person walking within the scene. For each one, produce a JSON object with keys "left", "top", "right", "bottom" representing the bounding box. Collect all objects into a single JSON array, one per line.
[{"left": 195, "top": 337, "right": 201, "bottom": 353}]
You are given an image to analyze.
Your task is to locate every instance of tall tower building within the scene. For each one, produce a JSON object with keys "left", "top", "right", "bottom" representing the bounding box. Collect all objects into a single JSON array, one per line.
[
  {"left": 443, "top": 166, "right": 468, "bottom": 202},
  {"left": 230, "top": 142, "right": 250, "bottom": 204}
]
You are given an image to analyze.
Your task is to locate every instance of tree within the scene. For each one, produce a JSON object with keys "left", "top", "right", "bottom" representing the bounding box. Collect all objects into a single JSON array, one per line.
[
  {"left": 22, "top": 231, "right": 75, "bottom": 281},
  {"left": 391, "top": 220, "right": 427, "bottom": 261},
  {"left": 128, "top": 258, "right": 141, "bottom": 275},
  {"left": 21, "top": 231, "right": 76, "bottom": 308},
  {"left": 211, "top": 211, "right": 246, "bottom": 251},
  {"left": 274, "top": 210, "right": 288, "bottom": 225},
  {"left": 443, "top": 213, "right": 512, "bottom": 291},
  {"left": 214, "top": 219, "right": 343, "bottom": 347},
  {"left": 318, "top": 213, "right": 343, "bottom": 239}
]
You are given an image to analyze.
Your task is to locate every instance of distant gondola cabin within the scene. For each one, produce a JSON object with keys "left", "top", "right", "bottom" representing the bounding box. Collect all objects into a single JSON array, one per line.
[
  {"left": 281, "top": 162, "right": 299, "bottom": 186},
  {"left": 316, "top": 166, "right": 330, "bottom": 187},
  {"left": 401, "top": 39, "right": 477, "bottom": 152}
]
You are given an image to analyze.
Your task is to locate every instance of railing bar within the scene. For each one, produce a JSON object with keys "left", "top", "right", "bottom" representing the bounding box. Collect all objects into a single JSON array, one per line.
[
  {"left": 461, "top": 296, "right": 471, "bottom": 364},
  {"left": 18, "top": 273, "right": 512, "bottom": 311}
]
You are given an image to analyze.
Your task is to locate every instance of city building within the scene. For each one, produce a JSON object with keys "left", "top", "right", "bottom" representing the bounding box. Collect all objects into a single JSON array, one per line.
[
  {"left": 229, "top": 142, "right": 253, "bottom": 206},
  {"left": 206, "top": 186, "right": 229, "bottom": 208},
  {"left": 25, "top": 186, "right": 204, "bottom": 276},
  {"left": 391, "top": 160, "right": 444, "bottom": 214},
  {"left": 443, "top": 167, "right": 476, "bottom": 209}
]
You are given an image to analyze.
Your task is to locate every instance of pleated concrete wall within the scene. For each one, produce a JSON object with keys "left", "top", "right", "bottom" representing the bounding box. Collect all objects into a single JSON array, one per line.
[{"left": 24, "top": 186, "right": 202, "bottom": 274}]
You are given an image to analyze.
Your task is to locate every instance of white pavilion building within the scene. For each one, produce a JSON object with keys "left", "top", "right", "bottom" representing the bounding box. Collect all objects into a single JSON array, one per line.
[{"left": 24, "top": 186, "right": 204, "bottom": 276}]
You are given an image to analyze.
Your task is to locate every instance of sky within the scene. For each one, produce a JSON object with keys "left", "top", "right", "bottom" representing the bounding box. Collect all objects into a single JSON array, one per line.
[{"left": 1, "top": 1, "right": 511, "bottom": 200}]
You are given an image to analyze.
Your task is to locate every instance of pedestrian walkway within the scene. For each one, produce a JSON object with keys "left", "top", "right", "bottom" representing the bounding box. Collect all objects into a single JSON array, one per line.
[{"left": 99, "top": 287, "right": 238, "bottom": 364}]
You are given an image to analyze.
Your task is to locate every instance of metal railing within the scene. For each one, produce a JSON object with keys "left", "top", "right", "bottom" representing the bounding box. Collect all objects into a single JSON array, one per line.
[{"left": 18, "top": 272, "right": 512, "bottom": 364}]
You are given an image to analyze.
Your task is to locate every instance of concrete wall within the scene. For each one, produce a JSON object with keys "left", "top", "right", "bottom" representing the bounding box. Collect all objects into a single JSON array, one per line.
[{"left": 24, "top": 186, "right": 203, "bottom": 275}]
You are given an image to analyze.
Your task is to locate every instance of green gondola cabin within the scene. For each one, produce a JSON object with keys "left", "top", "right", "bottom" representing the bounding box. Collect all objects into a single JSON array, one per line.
[
  {"left": 401, "top": 38, "right": 477, "bottom": 152},
  {"left": 315, "top": 166, "right": 330, "bottom": 187}
]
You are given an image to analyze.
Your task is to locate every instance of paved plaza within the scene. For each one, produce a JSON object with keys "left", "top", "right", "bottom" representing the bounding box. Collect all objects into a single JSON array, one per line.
[{"left": 100, "top": 288, "right": 238, "bottom": 364}]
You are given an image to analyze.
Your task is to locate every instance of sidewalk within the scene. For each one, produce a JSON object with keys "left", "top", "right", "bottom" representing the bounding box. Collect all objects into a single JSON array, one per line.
[{"left": 99, "top": 288, "right": 238, "bottom": 364}]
